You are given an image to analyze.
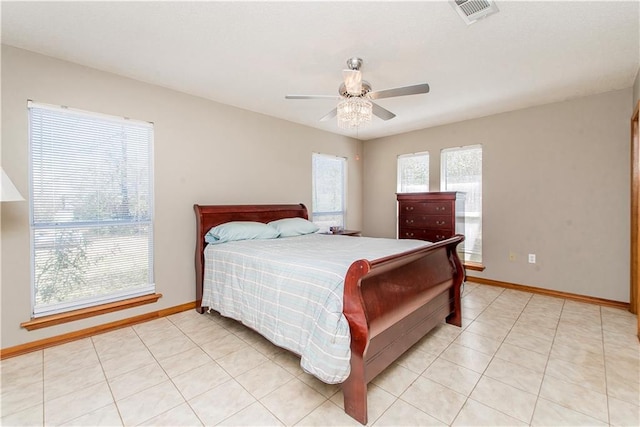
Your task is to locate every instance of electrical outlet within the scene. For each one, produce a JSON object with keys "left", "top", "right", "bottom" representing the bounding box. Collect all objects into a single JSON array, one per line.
[
  {"left": 528, "top": 254, "right": 536, "bottom": 264},
  {"left": 509, "top": 252, "right": 516, "bottom": 261}
]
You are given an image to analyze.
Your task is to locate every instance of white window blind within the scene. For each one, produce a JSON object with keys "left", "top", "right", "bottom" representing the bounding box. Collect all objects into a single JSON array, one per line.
[
  {"left": 28, "top": 102, "right": 154, "bottom": 317},
  {"left": 441, "top": 144, "right": 482, "bottom": 263},
  {"left": 312, "top": 153, "right": 346, "bottom": 232},
  {"left": 397, "top": 152, "right": 429, "bottom": 193}
]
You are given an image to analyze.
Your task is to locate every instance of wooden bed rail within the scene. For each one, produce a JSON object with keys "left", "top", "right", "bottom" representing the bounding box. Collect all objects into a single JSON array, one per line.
[{"left": 342, "top": 234, "right": 465, "bottom": 424}]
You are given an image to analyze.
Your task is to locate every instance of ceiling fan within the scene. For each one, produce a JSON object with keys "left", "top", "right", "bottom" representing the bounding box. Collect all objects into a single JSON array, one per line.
[{"left": 285, "top": 57, "right": 430, "bottom": 128}]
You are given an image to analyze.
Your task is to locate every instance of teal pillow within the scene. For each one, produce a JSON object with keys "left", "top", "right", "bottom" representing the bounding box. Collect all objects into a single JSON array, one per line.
[
  {"left": 205, "top": 221, "right": 280, "bottom": 244},
  {"left": 268, "top": 217, "right": 319, "bottom": 238}
]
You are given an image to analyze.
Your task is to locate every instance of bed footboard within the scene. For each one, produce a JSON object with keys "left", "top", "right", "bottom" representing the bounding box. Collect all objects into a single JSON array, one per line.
[{"left": 341, "top": 235, "right": 465, "bottom": 425}]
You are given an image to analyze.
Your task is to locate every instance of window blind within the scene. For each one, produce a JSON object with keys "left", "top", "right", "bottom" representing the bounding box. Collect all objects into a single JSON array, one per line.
[
  {"left": 397, "top": 152, "right": 429, "bottom": 193},
  {"left": 28, "top": 102, "right": 154, "bottom": 317},
  {"left": 441, "top": 144, "right": 483, "bottom": 263},
  {"left": 312, "top": 153, "right": 346, "bottom": 231}
]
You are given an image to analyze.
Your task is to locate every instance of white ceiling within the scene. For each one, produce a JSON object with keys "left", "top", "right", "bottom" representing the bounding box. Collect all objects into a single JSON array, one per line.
[{"left": 2, "top": 1, "right": 639, "bottom": 140}]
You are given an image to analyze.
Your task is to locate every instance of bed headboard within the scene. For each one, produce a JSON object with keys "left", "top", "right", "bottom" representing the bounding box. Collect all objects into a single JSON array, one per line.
[{"left": 193, "top": 203, "right": 308, "bottom": 311}]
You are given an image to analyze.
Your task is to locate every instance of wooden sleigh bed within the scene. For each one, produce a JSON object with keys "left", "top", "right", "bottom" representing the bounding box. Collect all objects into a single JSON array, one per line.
[{"left": 194, "top": 203, "right": 464, "bottom": 425}]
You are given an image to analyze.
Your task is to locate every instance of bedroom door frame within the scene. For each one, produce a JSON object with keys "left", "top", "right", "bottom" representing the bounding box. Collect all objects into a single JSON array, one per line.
[{"left": 631, "top": 100, "right": 639, "bottom": 339}]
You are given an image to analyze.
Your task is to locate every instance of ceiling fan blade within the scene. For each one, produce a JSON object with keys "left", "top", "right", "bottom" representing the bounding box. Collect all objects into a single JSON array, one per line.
[
  {"left": 371, "top": 102, "right": 396, "bottom": 121},
  {"left": 285, "top": 95, "right": 340, "bottom": 100},
  {"left": 319, "top": 108, "right": 337, "bottom": 122},
  {"left": 342, "top": 70, "right": 362, "bottom": 96},
  {"left": 368, "top": 83, "right": 430, "bottom": 100}
]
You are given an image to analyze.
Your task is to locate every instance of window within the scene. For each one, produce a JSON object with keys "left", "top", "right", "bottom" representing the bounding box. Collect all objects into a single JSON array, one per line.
[
  {"left": 441, "top": 145, "right": 482, "bottom": 263},
  {"left": 397, "top": 152, "right": 429, "bottom": 193},
  {"left": 312, "top": 153, "right": 346, "bottom": 232},
  {"left": 29, "top": 102, "right": 154, "bottom": 318}
]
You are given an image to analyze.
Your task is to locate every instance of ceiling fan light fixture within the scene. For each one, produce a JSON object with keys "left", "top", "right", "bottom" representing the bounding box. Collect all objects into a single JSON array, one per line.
[
  {"left": 337, "top": 97, "right": 372, "bottom": 129},
  {"left": 285, "top": 57, "right": 429, "bottom": 128}
]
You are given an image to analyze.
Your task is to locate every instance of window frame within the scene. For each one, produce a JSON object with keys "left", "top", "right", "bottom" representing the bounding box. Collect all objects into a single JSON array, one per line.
[
  {"left": 311, "top": 152, "right": 347, "bottom": 231},
  {"left": 441, "top": 144, "right": 483, "bottom": 264},
  {"left": 397, "top": 151, "right": 430, "bottom": 193},
  {"left": 28, "top": 101, "right": 155, "bottom": 319}
]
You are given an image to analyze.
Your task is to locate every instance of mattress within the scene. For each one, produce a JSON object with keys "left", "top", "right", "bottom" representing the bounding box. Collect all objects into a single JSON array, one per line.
[{"left": 202, "top": 233, "right": 429, "bottom": 383}]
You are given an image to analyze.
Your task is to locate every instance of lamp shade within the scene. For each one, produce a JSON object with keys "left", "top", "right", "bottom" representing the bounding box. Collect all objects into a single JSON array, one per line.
[{"left": 1, "top": 168, "right": 25, "bottom": 202}]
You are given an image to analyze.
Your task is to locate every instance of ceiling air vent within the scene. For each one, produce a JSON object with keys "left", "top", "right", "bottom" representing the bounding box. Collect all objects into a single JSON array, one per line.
[{"left": 451, "top": 0, "right": 499, "bottom": 25}]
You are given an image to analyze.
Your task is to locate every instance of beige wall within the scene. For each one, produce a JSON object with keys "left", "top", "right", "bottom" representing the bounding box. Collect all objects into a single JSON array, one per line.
[
  {"left": 0, "top": 45, "right": 363, "bottom": 349},
  {"left": 634, "top": 67, "right": 640, "bottom": 109},
  {"left": 363, "top": 89, "right": 632, "bottom": 302},
  {"left": 0, "top": 43, "right": 634, "bottom": 349}
]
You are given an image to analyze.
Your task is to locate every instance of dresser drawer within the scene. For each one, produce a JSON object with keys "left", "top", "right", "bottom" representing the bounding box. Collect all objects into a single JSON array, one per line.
[
  {"left": 399, "top": 201, "right": 453, "bottom": 215},
  {"left": 397, "top": 192, "right": 464, "bottom": 250},
  {"left": 399, "top": 214, "right": 451, "bottom": 229},
  {"left": 398, "top": 228, "right": 452, "bottom": 241}
]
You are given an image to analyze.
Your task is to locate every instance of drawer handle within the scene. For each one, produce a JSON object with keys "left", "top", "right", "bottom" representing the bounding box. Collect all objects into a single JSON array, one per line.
[
  {"left": 436, "top": 206, "right": 447, "bottom": 211},
  {"left": 436, "top": 220, "right": 445, "bottom": 225},
  {"left": 436, "top": 235, "right": 446, "bottom": 240},
  {"left": 405, "top": 206, "right": 414, "bottom": 211},
  {"left": 406, "top": 219, "right": 414, "bottom": 224},
  {"left": 406, "top": 232, "right": 414, "bottom": 237}
]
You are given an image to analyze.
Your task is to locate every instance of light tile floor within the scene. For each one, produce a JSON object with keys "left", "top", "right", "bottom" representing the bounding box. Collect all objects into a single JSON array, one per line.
[{"left": 1, "top": 283, "right": 639, "bottom": 426}]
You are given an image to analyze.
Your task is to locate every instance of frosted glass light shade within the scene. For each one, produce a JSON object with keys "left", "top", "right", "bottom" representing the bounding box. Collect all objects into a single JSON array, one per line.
[{"left": 1, "top": 168, "right": 24, "bottom": 202}]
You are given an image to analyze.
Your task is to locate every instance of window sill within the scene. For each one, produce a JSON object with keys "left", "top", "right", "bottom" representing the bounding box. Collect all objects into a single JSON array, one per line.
[
  {"left": 20, "top": 293, "right": 163, "bottom": 331},
  {"left": 464, "top": 261, "right": 485, "bottom": 271}
]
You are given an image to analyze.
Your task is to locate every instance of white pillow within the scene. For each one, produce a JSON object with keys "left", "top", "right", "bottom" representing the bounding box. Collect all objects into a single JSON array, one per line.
[{"left": 268, "top": 217, "right": 319, "bottom": 237}]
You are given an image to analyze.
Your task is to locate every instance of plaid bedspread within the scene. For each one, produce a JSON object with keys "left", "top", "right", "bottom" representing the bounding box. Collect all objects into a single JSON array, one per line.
[{"left": 202, "top": 233, "right": 429, "bottom": 383}]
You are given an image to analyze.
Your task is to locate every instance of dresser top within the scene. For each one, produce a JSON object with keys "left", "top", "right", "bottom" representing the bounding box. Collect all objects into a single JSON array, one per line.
[{"left": 397, "top": 191, "right": 465, "bottom": 201}]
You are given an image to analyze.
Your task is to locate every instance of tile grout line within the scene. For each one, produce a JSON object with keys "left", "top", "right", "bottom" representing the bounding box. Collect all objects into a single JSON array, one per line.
[
  {"left": 528, "top": 294, "right": 564, "bottom": 426},
  {"left": 167, "top": 312, "right": 304, "bottom": 426},
  {"left": 347, "top": 284, "right": 503, "bottom": 424},
  {"left": 202, "top": 317, "right": 298, "bottom": 426},
  {"left": 165, "top": 314, "right": 223, "bottom": 426},
  {"left": 543, "top": 301, "right": 611, "bottom": 424},
  {"left": 91, "top": 333, "right": 126, "bottom": 427},
  {"left": 172, "top": 314, "right": 267, "bottom": 426},
  {"left": 503, "top": 289, "right": 539, "bottom": 425},
  {"left": 600, "top": 305, "right": 611, "bottom": 426},
  {"left": 42, "top": 337, "right": 120, "bottom": 426},
  {"left": 453, "top": 287, "right": 546, "bottom": 425},
  {"left": 137, "top": 317, "right": 210, "bottom": 426},
  {"left": 435, "top": 285, "right": 542, "bottom": 425},
  {"left": 220, "top": 320, "right": 331, "bottom": 426},
  {"left": 448, "top": 285, "right": 506, "bottom": 425},
  {"left": 386, "top": 287, "right": 481, "bottom": 425}
]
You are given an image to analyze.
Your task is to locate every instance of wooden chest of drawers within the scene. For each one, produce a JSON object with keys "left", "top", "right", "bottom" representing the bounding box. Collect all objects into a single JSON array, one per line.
[{"left": 397, "top": 192, "right": 465, "bottom": 246}]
